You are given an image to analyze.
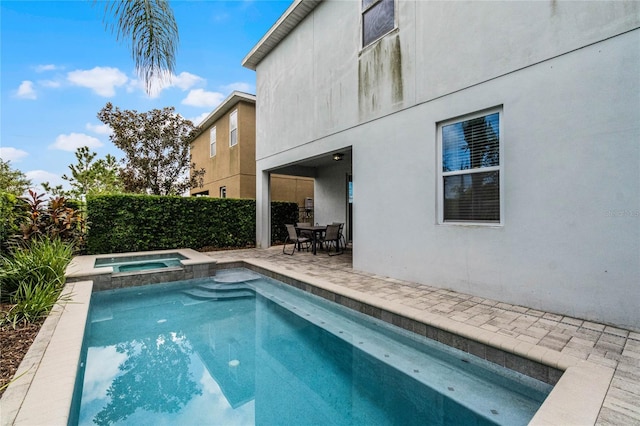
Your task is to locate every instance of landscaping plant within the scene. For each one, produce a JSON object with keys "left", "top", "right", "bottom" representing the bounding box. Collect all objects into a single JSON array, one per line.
[
  {"left": 0, "top": 192, "right": 25, "bottom": 253},
  {"left": 17, "top": 189, "right": 86, "bottom": 252},
  {"left": 0, "top": 238, "right": 73, "bottom": 327}
]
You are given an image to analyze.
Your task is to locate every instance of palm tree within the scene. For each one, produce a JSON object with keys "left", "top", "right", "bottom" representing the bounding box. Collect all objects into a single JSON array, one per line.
[{"left": 95, "top": 0, "right": 179, "bottom": 93}]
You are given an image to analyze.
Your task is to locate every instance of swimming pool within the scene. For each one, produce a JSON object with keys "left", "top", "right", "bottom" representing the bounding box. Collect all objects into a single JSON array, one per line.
[{"left": 70, "top": 269, "right": 551, "bottom": 425}]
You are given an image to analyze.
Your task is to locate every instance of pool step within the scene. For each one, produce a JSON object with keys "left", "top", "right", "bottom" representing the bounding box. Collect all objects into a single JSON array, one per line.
[
  {"left": 213, "top": 271, "right": 262, "bottom": 283},
  {"left": 182, "top": 282, "right": 255, "bottom": 302},
  {"left": 197, "top": 282, "right": 252, "bottom": 291}
]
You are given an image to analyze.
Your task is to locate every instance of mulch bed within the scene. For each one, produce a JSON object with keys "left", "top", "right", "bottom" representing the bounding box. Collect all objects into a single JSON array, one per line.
[{"left": 0, "top": 305, "right": 44, "bottom": 398}]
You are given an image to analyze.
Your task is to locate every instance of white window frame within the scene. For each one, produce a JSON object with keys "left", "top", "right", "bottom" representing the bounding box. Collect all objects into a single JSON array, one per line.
[
  {"left": 436, "top": 107, "right": 504, "bottom": 226},
  {"left": 229, "top": 110, "right": 238, "bottom": 147},
  {"left": 209, "top": 126, "right": 216, "bottom": 157},
  {"left": 220, "top": 186, "right": 226, "bottom": 198},
  {"left": 361, "top": 0, "right": 397, "bottom": 49}
]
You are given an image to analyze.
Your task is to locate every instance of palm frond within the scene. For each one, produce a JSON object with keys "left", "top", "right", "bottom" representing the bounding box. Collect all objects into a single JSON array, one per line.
[{"left": 96, "top": 0, "right": 179, "bottom": 93}]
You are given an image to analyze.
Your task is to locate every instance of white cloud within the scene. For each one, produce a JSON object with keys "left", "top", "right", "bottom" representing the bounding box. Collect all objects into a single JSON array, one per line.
[
  {"left": 128, "top": 76, "right": 165, "bottom": 99},
  {"left": 67, "top": 67, "right": 128, "bottom": 97},
  {"left": 172, "top": 72, "right": 205, "bottom": 90},
  {"left": 82, "top": 346, "right": 128, "bottom": 402},
  {"left": 35, "top": 64, "right": 59, "bottom": 72},
  {"left": 50, "top": 133, "right": 103, "bottom": 152},
  {"left": 39, "top": 79, "right": 62, "bottom": 88},
  {"left": 182, "top": 89, "right": 225, "bottom": 108},
  {"left": 0, "top": 147, "right": 29, "bottom": 162},
  {"left": 16, "top": 81, "right": 37, "bottom": 99},
  {"left": 221, "top": 82, "right": 253, "bottom": 94},
  {"left": 25, "top": 170, "right": 64, "bottom": 192},
  {"left": 85, "top": 123, "right": 112, "bottom": 135},
  {"left": 130, "top": 71, "right": 205, "bottom": 98},
  {"left": 189, "top": 112, "right": 210, "bottom": 127}
]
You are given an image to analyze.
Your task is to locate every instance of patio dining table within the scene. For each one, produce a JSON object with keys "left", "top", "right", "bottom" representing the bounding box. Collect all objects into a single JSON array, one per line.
[{"left": 295, "top": 225, "right": 327, "bottom": 255}]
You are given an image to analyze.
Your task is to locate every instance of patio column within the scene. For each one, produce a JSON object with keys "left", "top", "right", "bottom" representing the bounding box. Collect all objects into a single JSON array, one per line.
[{"left": 256, "top": 169, "right": 271, "bottom": 248}]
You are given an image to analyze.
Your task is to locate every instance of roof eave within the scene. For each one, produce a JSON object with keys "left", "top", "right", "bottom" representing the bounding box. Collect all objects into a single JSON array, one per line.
[
  {"left": 242, "top": 0, "right": 322, "bottom": 71},
  {"left": 190, "top": 91, "right": 256, "bottom": 141}
]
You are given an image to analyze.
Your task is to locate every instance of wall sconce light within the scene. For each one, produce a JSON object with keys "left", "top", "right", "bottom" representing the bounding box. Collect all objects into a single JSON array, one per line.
[{"left": 333, "top": 153, "right": 344, "bottom": 161}]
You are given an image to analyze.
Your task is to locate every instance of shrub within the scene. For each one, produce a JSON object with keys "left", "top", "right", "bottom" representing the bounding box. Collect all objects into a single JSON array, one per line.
[
  {"left": 271, "top": 201, "right": 299, "bottom": 244},
  {"left": 0, "top": 238, "right": 73, "bottom": 304},
  {"left": 16, "top": 190, "right": 86, "bottom": 252},
  {"left": 85, "top": 194, "right": 299, "bottom": 254},
  {"left": 0, "top": 192, "right": 23, "bottom": 253},
  {"left": 4, "top": 280, "right": 71, "bottom": 326}
]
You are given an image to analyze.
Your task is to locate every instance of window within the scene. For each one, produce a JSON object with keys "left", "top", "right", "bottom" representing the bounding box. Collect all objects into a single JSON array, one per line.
[
  {"left": 220, "top": 186, "right": 226, "bottom": 198},
  {"left": 438, "top": 109, "right": 502, "bottom": 224},
  {"left": 229, "top": 110, "right": 238, "bottom": 147},
  {"left": 362, "top": 0, "right": 395, "bottom": 47},
  {"left": 209, "top": 126, "right": 216, "bottom": 157}
]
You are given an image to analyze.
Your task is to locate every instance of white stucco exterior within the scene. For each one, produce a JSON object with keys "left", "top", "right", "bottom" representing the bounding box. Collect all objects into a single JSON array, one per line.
[{"left": 245, "top": 0, "right": 640, "bottom": 330}]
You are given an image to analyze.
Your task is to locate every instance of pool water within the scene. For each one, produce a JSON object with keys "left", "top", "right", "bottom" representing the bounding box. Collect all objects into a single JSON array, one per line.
[{"left": 70, "top": 269, "right": 551, "bottom": 425}]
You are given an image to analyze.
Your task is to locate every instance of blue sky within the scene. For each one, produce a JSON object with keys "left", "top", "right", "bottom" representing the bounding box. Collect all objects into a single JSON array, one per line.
[{"left": 0, "top": 0, "right": 290, "bottom": 191}]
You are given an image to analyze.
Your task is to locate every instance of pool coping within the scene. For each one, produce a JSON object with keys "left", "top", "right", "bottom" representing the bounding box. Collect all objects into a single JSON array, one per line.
[
  {"left": 1, "top": 259, "right": 614, "bottom": 425},
  {"left": 1, "top": 280, "right": 93, "bottom": 426}
]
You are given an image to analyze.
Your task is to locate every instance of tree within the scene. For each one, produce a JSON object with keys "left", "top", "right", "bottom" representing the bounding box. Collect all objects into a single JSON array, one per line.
[
  {"left": 96, "top": 0, "right": 179, "bottom": 93},
  {"left": 0, "top": 159, "right": 31, "bottom": 197},
  {"left": 93, "top": 333, "right": 200, "bottom": 425},
  {"left": 460, "top": 115, "right": 500, "bottom": 220},
  {"left": 97, "top": 102, "right": 205, "bottom": 195},
  {"left": 43, "top": 146, "right": 123, "bottom": 199}
]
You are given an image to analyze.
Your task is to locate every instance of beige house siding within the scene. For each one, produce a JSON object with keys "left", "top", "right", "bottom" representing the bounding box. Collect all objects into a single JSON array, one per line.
[
  {"left": 271, "top": 174, "right": 313, "bottom": 206},
  {"left": 190, "top": 92, "right": 312, "bottom": 206}
]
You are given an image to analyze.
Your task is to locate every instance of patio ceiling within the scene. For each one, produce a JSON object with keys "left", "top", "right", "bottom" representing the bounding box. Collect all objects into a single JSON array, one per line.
[{"left": 269, "top": 148, "right": 352, "bottom": 177}]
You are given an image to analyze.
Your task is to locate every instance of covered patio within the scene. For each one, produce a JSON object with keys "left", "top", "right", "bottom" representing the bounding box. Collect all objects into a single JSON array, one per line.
[{"left": 257, "top": 148, "right": 353, "bottom": 250}]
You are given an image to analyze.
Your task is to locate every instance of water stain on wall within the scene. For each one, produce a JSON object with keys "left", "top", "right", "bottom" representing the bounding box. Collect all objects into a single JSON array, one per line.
[{"left": 358, "top": 32, "right": 404, "bottom": 120}]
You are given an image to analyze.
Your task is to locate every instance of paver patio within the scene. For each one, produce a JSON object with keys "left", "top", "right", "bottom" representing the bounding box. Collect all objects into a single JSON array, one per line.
[{"left": 206, "top": 246, "right": 640, "bottom": 425}]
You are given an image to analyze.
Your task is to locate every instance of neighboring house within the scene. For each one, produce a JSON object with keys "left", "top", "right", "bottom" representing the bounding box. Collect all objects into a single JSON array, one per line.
[
  {"left": 190, "top": 91, "right": 314, "bottom": 218},
  {"left": 243, "top": 1, "right": 640, "bottom": 330}
]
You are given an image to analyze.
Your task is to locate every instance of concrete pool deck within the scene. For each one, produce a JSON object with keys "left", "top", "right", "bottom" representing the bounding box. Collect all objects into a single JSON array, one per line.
[{"left": 1, "top": 246, "right": 638, "bottom": 425}]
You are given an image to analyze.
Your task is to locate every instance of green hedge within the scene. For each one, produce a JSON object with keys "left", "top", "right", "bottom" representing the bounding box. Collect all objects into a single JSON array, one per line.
[
  {"left": 271, "top": 201, "right": 300, "bottom": 244},
  {"left": 86, "top": 194, "right": 297, "bottom": 254},
  {"left": 0, "top": 192, "right": 23, "bottom": 253}
]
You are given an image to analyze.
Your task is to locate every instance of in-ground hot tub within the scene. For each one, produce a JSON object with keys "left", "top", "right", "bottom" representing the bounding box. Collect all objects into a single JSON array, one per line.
[
  {"left": 94, "top": 252, "right": 187, "bottom": 273},
  {"left": 65, "top": 249, "right": 217, "bottom": 291}
]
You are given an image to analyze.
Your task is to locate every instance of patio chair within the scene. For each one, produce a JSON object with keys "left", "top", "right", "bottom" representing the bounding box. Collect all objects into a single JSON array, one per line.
[
  {"left": 332, "top": 222, "right": 347, "bottom": 251},
  {"left": 283, "top": 224, "right": 311, "bottom": 255},
  {"left": 322, "top": 223, "right": 343, "bottom": 256}
]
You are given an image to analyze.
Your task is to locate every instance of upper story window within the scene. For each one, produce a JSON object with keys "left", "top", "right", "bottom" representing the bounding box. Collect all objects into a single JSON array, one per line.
[
  {"left": 437, "top": 108, "right": 503, "bottom": 225},
  {"left": 229, "top": 110, "right": 238, "bottom": 147},
  {"left": 220, "top": 186, "right": 227, "bottom": 198},
  {"left": 362, "top": 0, "right": 395, "bottom": 47},
  {"left": 209, "top": 126, "right": 216, "bottom": 157}
]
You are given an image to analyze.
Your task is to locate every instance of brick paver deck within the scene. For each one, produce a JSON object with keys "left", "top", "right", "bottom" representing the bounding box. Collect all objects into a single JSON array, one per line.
[{"left": 205, "top": 246, "right": 640, "bottom": 425}]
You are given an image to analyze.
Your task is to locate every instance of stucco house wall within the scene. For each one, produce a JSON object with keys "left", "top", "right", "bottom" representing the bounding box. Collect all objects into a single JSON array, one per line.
[{"left": 247, "top": 1, "right": 640, "bottom": 329}]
